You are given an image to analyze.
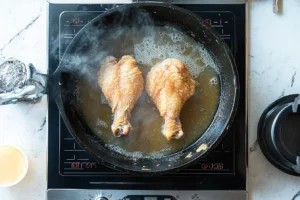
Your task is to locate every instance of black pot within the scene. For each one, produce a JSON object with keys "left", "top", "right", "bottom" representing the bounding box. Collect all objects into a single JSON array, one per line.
[{"left": 258, "top": 94, "right": 300, "bottom": 176}]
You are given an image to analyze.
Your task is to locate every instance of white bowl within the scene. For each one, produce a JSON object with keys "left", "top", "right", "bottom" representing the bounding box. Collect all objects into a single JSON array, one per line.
[{"left": 0, "top": 145, "right": 29, "bottom": 187}]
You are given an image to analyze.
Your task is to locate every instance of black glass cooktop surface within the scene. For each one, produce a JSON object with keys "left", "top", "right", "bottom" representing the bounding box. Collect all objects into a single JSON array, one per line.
[{"left": 48, "top": 3, "right": 246, "bottom": 191}]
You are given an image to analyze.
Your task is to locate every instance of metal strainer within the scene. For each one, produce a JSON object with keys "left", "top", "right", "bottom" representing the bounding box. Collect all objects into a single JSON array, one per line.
[{"left": 0, "top": 58, "right": 46, "bottom": 105}]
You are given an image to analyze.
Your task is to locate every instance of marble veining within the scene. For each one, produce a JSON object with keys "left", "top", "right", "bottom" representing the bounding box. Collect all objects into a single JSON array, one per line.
[
  {"left": 291, "top": 72, "right": 296, "bottom": 87},
  {"left": 0, "top": 14, "right": 41, "bottom": 56},
  {"left": 249, "top": 140, "right": 259, "bottom": 154},
  {"left": 36, "top": 117, "right": 46, "bottom": 132},
  {"left": 292, "top": 191, "right": 300, "bottom": 200}
]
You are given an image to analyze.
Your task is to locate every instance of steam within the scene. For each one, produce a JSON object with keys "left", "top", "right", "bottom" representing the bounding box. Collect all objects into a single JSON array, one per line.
[
  {"left": 53, "top": 6, "right": 218, "bottom": 92},
  {"left": 51, "top": 7, "right": 158, "bottom": 90}
]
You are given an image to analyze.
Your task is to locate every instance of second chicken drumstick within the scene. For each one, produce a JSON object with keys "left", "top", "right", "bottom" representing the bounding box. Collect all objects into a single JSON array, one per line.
[{"left": 146, "top": 58, "right": 196, "bottom": 140}]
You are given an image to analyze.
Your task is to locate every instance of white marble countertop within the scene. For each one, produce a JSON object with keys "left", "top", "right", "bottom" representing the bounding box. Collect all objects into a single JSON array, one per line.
[{"left": 0, "top": 0, "right": 299, "bottom": 199}]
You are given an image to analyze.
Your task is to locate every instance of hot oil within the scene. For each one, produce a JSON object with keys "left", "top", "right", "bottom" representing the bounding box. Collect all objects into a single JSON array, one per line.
[{"left": 78, "top": 25, "right": 220, "bottom": 158}]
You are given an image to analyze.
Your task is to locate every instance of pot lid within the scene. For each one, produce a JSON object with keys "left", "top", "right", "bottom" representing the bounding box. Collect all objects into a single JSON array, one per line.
[{"left": 258, "top": 94, "right": 300, "bottom": 176}]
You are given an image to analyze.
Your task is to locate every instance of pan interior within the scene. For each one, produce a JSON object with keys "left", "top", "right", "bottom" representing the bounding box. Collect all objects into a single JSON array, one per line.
[{"left": 76, "top": 24, "right": 220, "bottom": 159}]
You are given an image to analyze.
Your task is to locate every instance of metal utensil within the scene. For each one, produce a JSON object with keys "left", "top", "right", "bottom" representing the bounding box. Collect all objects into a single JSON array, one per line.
[{"left": 0, "top": 58, "right": 46, "bottom": 105}]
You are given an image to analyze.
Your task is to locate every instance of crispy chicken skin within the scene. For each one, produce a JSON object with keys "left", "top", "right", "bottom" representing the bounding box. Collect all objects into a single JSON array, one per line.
[
  {"left": 146, "top": 58, "right": 196, "bottom": 140},
  {"left": 97, "top": 55, "right": 144, "bottom": 137}
]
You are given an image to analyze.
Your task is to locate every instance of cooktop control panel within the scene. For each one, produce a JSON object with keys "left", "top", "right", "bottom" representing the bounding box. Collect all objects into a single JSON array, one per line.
[{"left": 47, "top": 189, "right": 247, "bottom": 200}]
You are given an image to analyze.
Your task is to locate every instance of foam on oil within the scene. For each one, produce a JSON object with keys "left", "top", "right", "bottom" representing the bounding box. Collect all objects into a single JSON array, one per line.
[{"left": 134, "top": 26, "right": 218, "bottom": 79}]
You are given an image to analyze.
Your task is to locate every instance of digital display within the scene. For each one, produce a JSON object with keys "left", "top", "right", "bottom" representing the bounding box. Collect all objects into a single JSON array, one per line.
[
  {"left": 144, "top": 197, "right": 158, "bottom": 200},
  {"left": 71, "top": 17, "right": 80, "bottom": 24},
  {"left": 204, "top": 18, "right": 212, "bottom": 25}
]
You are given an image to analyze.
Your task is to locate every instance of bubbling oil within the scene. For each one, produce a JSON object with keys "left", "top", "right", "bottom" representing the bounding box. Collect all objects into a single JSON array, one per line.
[{"left": 78, "top": 25, "right": 220, "bottom": 158}]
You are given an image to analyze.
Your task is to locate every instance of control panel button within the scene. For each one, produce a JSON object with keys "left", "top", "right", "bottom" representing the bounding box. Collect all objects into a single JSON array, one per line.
[
  {"left": 95, "top": 197, "right": 108, "bottom": 200},
  {"left": 123, "top": 196, "right": 176, "bottom": 200}
]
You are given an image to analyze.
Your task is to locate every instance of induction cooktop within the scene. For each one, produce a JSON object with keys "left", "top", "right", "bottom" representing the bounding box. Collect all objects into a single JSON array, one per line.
[{"left": 47, "top": 1, "right": 247, "bottom": 200}]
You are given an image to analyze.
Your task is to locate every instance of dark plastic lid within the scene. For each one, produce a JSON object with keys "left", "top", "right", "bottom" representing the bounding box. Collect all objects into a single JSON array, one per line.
[{"left": 258, "top": 94, "right": 300, "bottom": 176}]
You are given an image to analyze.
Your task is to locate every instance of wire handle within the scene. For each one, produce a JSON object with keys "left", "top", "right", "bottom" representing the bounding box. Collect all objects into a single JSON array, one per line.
[
  {"left": 292, "top": 94, "right": 300, "bottom": 113},
  {"left": 292, "top": 156, "right": 300, "bottom": 174},
  {"left": 291, "top": 94, "right": 300, "bottom": 174}
]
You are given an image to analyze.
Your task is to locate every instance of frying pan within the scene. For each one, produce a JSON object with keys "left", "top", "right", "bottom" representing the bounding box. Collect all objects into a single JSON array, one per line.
[{"left": 0, "top": 2, "right": 239, "bottom": 174}]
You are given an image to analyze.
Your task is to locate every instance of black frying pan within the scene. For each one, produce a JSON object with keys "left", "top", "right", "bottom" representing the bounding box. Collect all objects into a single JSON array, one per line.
[{"left": 51, "top": 3, "right": 239, "bottom": 174}]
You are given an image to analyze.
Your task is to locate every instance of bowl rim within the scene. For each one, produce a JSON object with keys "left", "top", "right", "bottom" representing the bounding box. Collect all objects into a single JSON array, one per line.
[{"left": 0, "top": 144, "right": 29, "bottom": 187}]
